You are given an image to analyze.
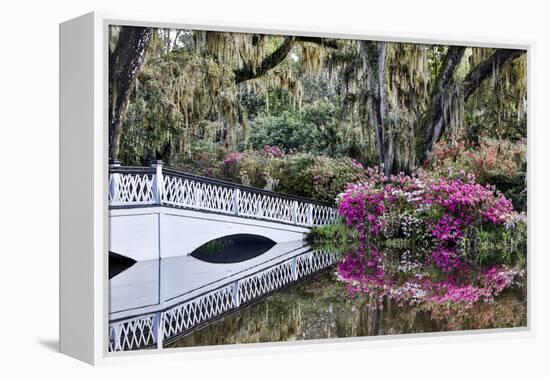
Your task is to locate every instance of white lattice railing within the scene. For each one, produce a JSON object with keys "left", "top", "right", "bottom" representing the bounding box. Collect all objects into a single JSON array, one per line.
[
  {"left": 109, "top": 161, "right": 337, "bottom": 227},
  {"left": 108, "top": 167, "right": 155, "bottom": 206},
  {"left": 108, "top": 313, "right": 158, "bottom": 352},
  {"left": 108, "top": 249, "right": 338, "bottom": 352}
]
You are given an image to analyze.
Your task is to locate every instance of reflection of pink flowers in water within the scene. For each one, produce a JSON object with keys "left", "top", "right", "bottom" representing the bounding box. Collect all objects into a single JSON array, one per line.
[
  {"left": 337, "top": 246, "right": 520, "bottom": 313},
  {"left": 337, "top": 247, "right": 394, "bottom": 308},
  {"left": 337, "top": 252, "right": 367, "bottom": 282},
  {"left": 422, "top": 265, "right": 517, "bottom": 309}
]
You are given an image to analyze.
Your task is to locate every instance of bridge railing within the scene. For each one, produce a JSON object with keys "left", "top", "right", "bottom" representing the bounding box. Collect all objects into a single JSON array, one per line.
[
  {"left": 109, "top": 160, "right": 337, "bottom": 227},
  {"left": 108, "top": 249, "right": 338, "bottom": 352}
]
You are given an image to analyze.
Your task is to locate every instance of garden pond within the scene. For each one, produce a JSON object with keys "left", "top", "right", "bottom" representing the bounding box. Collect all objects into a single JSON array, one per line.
[{"left": 167, "top": 243, "right": 527, "bottom": 348}]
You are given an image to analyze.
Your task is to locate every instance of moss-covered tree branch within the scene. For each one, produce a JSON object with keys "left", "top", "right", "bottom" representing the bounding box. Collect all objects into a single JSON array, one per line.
[
  {"left": 234, "top": 36, "right": 338, "bottom": 84},
  {"left": 464, "top": 49, "right": 526, "bottom": 101}
]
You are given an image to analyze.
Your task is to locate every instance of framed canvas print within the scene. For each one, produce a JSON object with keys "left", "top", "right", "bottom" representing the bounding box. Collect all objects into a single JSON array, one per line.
[{"left": 59, "top": 12, "right": 532, "bottom": 364}]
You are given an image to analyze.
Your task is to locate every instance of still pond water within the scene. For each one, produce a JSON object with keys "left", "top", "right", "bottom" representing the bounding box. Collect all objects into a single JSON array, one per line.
[{"left": 167, "top": 244, "right": 527, "bottom": 348}]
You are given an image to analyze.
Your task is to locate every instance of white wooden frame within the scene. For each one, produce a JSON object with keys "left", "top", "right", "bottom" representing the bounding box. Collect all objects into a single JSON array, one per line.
[{"left": 59, "top": 11, "right": 535, "bottom": 365}]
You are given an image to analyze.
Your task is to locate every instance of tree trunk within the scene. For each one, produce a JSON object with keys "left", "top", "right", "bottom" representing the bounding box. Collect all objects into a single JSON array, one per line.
[
  {"left": 109, "top": 26, "right": 152, "bottom": 161},
  {"left": 420, "top": 46, "right": 466, "bottom": 162},
  {"left": 359, "top": 41, "right": 388, "bottom": 174},
  {"left": 377, "top": 42, "right": 394, "bottom": 176}
]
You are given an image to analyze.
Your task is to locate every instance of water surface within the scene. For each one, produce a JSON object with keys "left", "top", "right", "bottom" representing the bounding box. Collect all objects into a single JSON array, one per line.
[{"left": 167, "top": 252, "right": 526, "bottom": 347}]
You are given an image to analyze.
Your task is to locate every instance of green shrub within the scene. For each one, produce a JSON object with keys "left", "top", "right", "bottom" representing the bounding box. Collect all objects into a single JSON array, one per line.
[
  {"left": 172, "top": 140, "right": 226, "bottom": 177},
  {"left": 214, "top": 149, "right": 365, "bottom": 202},
  {"left": 248, "top": 100, "right": 341, "bottom": 156},
  {"left": 309, "top": 221, "right": 360, "bottom": 254}
]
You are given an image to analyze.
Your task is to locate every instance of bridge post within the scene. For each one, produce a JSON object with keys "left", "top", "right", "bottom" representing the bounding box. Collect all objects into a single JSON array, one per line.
[
  {"left": 194, "top": 185, "right": 203, "bottom": 208},
  {"left": 109, "top": 324, "right": 121, "bottom": 352},
  {"left": 291, "top": 201, "right": 298, "bottom": 224},
  {"left": 109, "top": 160, "right": 121, "bottom": 203},
  {"left": 233, "top": 189, "right": 240, "bottom": 215},
  {"left": 232, "top": 281, "right": 240, "bottom": 307},
  {"left": 307, "top": 204, "right": 314, "bottom": 226},
  {"left": 151, "top": 160, "right": 164, "bottom": 205},
  {"left": 291, "top": 257, "right": 299, "bottom": 280},
  {"left": 153, "top": 312, "right": 164, "bottom": 350}
]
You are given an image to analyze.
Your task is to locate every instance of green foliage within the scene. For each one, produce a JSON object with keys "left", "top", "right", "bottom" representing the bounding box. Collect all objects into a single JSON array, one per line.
[
  {"left": 248, "top": 111, "right": 302, "bottom": 152},
  {"left": 274, "top": 154, "right": 365, "bottom": 202},
  {"left": 301, "top": 155, "right": 365, "bottom": 202},
  {"left": 461, "top": 218, "right": 527, "bottom": 267},
  {"left": 171, "top": 140, "right": 226, "bottom": 177},
  {"left": 464, "top": 52, "right": 527, "bottom": 142},
  {"left": 248, "top": 100, "right": 341, "bottom": 156},
  {"left": 234, "top": 150, "right": 283, "bottom": 188},
  {"left": 310, "top": 221, "right": 359, "bottom": 245},
  {"left": 115, "top": 28, "right": 528, "bottom": 178}
]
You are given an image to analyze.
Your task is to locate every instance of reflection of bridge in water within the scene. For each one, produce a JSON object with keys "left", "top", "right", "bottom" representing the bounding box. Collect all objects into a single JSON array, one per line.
[{"left": 108, "top": 162, "right": 339, "bottom": 352}]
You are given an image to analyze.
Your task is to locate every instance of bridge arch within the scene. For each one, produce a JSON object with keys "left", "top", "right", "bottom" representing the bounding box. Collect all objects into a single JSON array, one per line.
[{"left": 189, "top": 234, "right": 276, "bottom": 264}]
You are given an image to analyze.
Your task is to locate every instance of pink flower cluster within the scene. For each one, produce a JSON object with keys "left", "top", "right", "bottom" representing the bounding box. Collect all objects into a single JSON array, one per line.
[
  {"left": 427, "top": 177, "right": 513, "bottom": 227},
  {"left": 350, "top": 159, "right": 364, "bottom": 170},
  {"left": 261, "top": 145, "right": 285, "bottom": 158},
  {"left": 223, "top": 151, "right": 242, "bottom": 165},
  {"left": 430, "top": 214, "right": 464, "bottom": 243},
  {"left": 337, "top": 183, "right": 386, "bottom": 239}
]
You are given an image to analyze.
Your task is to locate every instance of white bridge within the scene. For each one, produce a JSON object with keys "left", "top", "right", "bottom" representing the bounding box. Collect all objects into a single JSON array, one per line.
[
  {"left": 108, "top": 161, "right": 339, "bottom": 352},
  {"left": 110, "top": 161, "right": 337, "bottom": 261}
]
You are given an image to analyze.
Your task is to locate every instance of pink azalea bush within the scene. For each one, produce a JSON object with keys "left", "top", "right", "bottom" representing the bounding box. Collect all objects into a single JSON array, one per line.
[
  {"left": 426, "top": 137, "right": 526, "bottom": 185},
  {"left": 337, "top": 183, "right": 386, "bottom": 241},
  {"left": 426, "top": 175, "right": 514, "bottom": 239},
  {"left": 425, "top": 137, "right": 527, "bottom": 211},
  {"left": 336, "top": 169, "right": 519, "bottom": 272}
]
